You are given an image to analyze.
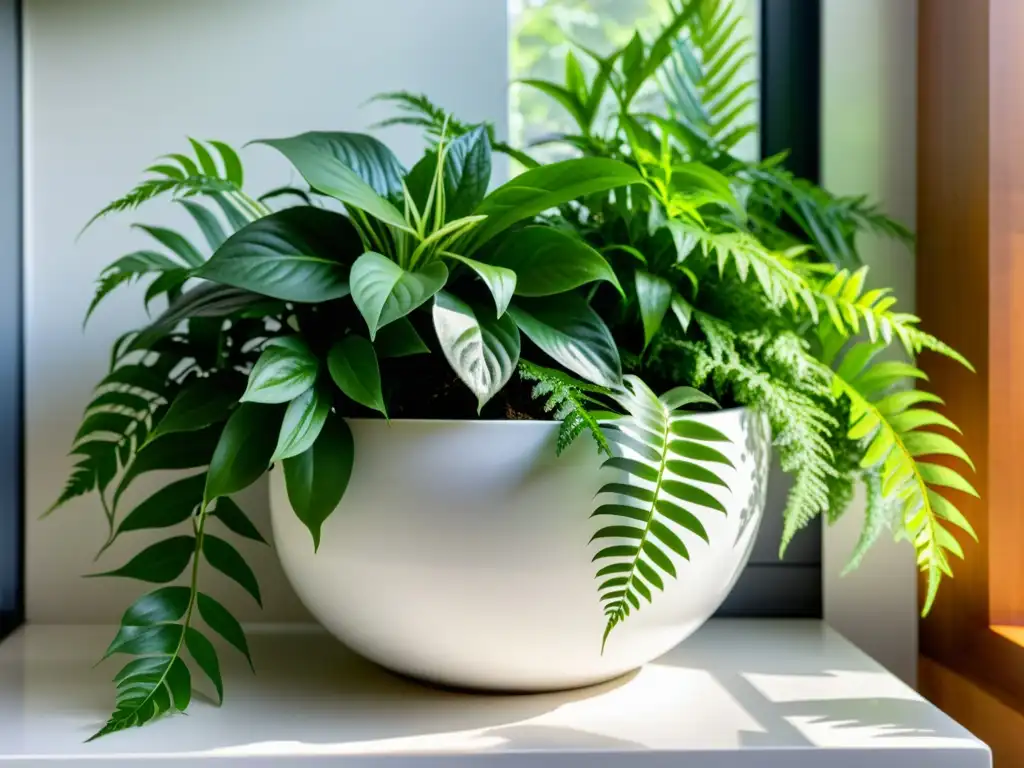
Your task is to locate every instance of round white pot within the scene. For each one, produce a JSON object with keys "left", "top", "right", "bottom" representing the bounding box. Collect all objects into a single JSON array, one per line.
[{"left": 270, "top": 408, "right": 770, "bottom": 691}]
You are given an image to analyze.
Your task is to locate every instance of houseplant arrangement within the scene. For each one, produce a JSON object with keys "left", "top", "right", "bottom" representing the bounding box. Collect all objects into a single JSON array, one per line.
[{"left": 50, "top": 0, "right": 976, "bottom": 739}]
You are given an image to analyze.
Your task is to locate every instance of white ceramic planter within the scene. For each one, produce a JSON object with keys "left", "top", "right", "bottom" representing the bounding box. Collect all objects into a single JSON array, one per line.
[{"left": 270, "top": 408, "right": 771, "bottom": 691}]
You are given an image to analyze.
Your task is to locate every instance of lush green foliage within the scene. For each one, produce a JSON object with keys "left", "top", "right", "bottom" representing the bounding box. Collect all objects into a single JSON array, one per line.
[{"left": 53, "top": 0, "right": 974, "bottom": 740}]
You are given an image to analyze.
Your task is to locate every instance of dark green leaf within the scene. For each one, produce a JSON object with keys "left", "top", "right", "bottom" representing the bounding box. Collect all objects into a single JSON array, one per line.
[
  {"left": 327, "top": 335, "right": 386, "bottom": 415},
  {"left": 507, "top": 295, "right": 621, "bottom": 388},
  {"left": 103, "top": 623, "right": 183, "bottom": 659},
  {"left": 272, "top": 385, "right": 331, "bottom": 462},
  {"left": 197, "top": 592, "right": 253, "bottom": 671},
  {"left": 349, "top": 253, "right": 448, "bottom": 339},
  {"left": 93, "top": 536, "right": 195, "bottom": 583},
  {"left": 211, "top": 497, "right": 266, "bottom": 544},
  {"left": 202, "top": 534, "right": 261, "bottom": 606},
  {"left": 656, "top": 500, "right": 709, "bottom": 543},
  {"left": 255, "top": 133, "right": 408, "bottom": 229},
  {"left": 205, "top": 402, "right": 282, "bottom": 502},
  {"left": 120, "top": 586, "right": 192, "bottom": 627},
  {"left": 635, "top": 271, "right": 673, "bottom": 349},
  {"left": 490, "top": 226, "right": 622, "bottom": 297},
  {"left": 115, "top": 474, "right": 205, "bottom": 537},
  {"left": 283, "top": 412, "right": 354, "bottom": 550},
  {"left": 469, "top": 157, "right": 643, "bottom": 249},
  {"left": 185, "top": 627, "right": 223, "bottom": 703},
  {"left": 374, "top": 317, "right": 430, "bottom": 358},
  {"left": 591, "top": 504, "right": 647, "bottom": 522},
  {"left": 442, "top": 126, "right": 492, "bottom": 220},
  {"left": 194, "top": 208, "right": 355, "bottom": 303},
  {"left": 590, "top": 525, "right": 644, "bottom": 541},
  {"left": 114, "top": 424, "right": 222, "bottom": 509},
  {"left": 149, "top": 374, "right": 243, "bottom": 441}
]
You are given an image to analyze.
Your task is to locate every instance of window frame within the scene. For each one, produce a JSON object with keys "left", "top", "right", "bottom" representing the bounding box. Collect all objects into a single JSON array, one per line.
[
  {"left": 0, "top": 0, "right": 23, "bottom": 643},
  {"left": 917, "top": 0, "right": 1024, "bottom": 711}
]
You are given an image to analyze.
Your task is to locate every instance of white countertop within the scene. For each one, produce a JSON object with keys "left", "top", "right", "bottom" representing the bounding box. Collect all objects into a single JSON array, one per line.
[{"left": 0, "top": 620, "right": 989, "bottom": 767}]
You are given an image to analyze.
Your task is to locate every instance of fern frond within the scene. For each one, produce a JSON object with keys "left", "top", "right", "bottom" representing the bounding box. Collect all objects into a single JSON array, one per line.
[
  {"left": 670, "top": 219, "right": 819, "bottom": 317},
  {"left": 518, "top": 361, "right": 611, "bottom": 456},
  {"left": 372, "top": 91, "right": 539, "bottom": 169},
  {"left": 595, "top": 375, "right": 728, "bottom": 647},
  {"left": 660, "top": 0, "right": 757, "bottom": 148},
  {"left": 674, "top": 314, "right": 838, "bottom": 551},
  {"left": 830, "top": 339, "right": 977, "bottom": 613},
  {"left": 818, "top": 268, "right": 974, "bottom": 371},
  {"left": 84, "top": 140, "right": 248, "bottom": 231}
]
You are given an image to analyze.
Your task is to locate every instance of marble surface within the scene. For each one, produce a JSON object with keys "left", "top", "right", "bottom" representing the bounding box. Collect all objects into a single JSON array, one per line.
[{"left": 0, "top": 620, "right": 990, "bottom": 767}]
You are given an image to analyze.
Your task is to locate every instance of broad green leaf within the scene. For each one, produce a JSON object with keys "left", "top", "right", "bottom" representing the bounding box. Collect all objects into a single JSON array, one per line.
[
  {"left": 283, "top": 412, "right": 354, "bottom": 550},
  {"left": 242, "top": 344, "right": 318, "bottom": 404},
  {"left": 489, "top": 226, "right": 622, "bottom": 298},
  {"left": 255, "top": 133, "right": 409, "bottom": 230},
  {"left": 327, "top": 335, "right": 386, "bottom": 415},
  {"left": 197, "top": 592, "right": 253, "bottom": 671},
  {"left": 211, "top": 497, "right": 266, "bottom": 544},
  {"left": 148, "top": 373, "right": 244, "bottom": 441},
  {"left": 670, "top": 419, "right": 730, "bottom": 442},
  {"left": 194, "top": 208, "right": 354, "bottom": 303},
  {"left": 185, "top": 627, "right": 223, "bottom": 703},
  {"left": 635, "top": 271, "right": 673, "bottom": 349},
  {"left": 349, "top": 252, "right": 448, "bottom": 339},
  {"left": 432, "top": 291, "right": 520, "bottom": 411},
  {"left": 374, "top": 317, "right": 430, "bottom": 358},
  {"left": 113, "top": 424, "right": 222, "bottom": 509},
  {"left": 205, "top": 402, "right": 283, "bottom": 503},
  {"left": 507, "top": 295, "right": 622, "bottom": 388},
  {"left": 670, "top": 293, "right": 693, "bottom": 332},
  {"left": 114, "top": 474, "right": 205, "bottom": 537},
  {"left": 203, "top": 534, "right": 262, "bottom": 606},
  {"left": 92, "top": 536, "right": 195, "bottom": 583},
  {"left": 469, "top": 157, "right": 644, "bottom": 249},
  {"left": 443, "top": 253, "right": 516, "bottom": 317},
  {"left": 442, "top": 126, "right": 492, "bottom": 220},
  {"left": 272, "top": 385, "right": 331, "bottom": 462}
]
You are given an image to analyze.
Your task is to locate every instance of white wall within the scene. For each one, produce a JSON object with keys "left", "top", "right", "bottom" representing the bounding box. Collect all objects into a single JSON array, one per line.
[
  {"left": 23, "top": 0, "right": 509, "bottom": 624},
  {"left": 821, "top": 0, "right": 919, "bottom": 686}
]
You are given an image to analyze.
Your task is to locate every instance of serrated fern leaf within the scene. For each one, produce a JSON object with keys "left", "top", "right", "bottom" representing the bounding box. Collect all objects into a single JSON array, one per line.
[
  {"left": 670, "top": 220, "right": 819, "bottom": 317},
  {"left": 594, "top": 375, "right": 727, "bottom": 648},
  {"left": 519, "top": 360, "right": 611, "bottom": 456},
  {"left": 818, "top": 268, "right": 974, "bottom": 372},
  {"left": 830, "top": 341, "right": 977, "bottom": 613}
]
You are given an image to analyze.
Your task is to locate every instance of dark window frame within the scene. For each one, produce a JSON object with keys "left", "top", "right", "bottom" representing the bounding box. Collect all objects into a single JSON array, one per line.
[{"left": 0, "top": 0, "right": 23, "bottom": 642}]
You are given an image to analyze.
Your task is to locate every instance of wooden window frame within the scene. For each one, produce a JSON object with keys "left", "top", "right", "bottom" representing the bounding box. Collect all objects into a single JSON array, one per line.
[{"left": 918, "top": 0, "right": 1024, "bottom": 711}]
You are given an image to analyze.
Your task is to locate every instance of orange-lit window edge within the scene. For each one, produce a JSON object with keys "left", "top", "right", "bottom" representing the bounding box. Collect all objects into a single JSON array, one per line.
[{"left": 992, "top": 625, "right": 1024, "bottom": 648}]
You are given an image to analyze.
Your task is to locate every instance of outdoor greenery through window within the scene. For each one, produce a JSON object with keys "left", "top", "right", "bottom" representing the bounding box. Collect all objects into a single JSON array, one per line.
[{"left": 508, "top": 0, "right": 759, "bottom": 163}]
